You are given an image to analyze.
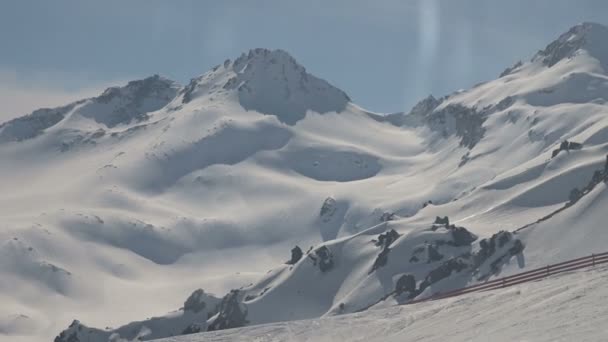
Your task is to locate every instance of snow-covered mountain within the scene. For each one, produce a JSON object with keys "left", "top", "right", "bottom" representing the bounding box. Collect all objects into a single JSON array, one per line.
[{"left": 1, "top": 23, "right": 607, "bottom": 342}]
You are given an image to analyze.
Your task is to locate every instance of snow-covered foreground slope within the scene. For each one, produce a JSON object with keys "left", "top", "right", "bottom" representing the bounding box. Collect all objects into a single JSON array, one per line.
[
  {"left": 156, "top": 265, "right": 608, "bottom": 342},
  {"left": 1, "top": 23, "right": 608, "bottom": 342}
]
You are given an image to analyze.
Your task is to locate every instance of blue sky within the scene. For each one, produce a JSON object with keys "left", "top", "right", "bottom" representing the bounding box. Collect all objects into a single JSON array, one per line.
[{"left": 1, "top": 0, "right": 607, "bottom": 118}]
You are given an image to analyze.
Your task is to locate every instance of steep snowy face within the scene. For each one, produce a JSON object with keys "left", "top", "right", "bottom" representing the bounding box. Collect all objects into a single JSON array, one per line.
[
  {"left": 533, "top": 22, "right": 608, "bottom": 71},
  {"left": 0, "top": 102, "right": 81, "bottom": 143},
  {"left": 0, "top": 75, "right": 180, "bottom": 142},
  {"left": 78, "top": 74, "right": 180, "bottom": 127},
  {"left": 182, "top": 48, "right": 350, "bottom": 124}
]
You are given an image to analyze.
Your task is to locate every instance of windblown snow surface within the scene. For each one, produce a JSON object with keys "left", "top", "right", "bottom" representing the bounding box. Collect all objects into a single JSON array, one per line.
[{"left": 1, "top": 23, "right": 608, "bottom": 342}]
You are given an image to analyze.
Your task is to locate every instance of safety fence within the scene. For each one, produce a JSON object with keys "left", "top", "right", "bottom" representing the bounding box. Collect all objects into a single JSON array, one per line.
[{"left": 409, "top": 251, "right": 608, "bottom": 304}]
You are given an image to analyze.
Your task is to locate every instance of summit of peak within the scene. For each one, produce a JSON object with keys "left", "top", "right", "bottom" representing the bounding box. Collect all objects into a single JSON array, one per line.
[
  {"left": 183, "top": 48, "right": 351, "bottom": 124},
  {"left": 533, "top": 22, "right": 608, "bottom": 69}
]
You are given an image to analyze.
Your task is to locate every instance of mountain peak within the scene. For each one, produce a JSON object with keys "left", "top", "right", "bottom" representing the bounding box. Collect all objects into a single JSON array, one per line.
[
  {"left": 183, "top": 48, "right": 351, "bottom": 124},
  {"left": 533, "top": 22, "right": 608, "bottom": 69}
]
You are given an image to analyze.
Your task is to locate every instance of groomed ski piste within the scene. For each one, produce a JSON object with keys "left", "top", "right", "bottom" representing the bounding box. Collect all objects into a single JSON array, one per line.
[{"left": 1, "top": 22, "right": 608, "bottom": 342}]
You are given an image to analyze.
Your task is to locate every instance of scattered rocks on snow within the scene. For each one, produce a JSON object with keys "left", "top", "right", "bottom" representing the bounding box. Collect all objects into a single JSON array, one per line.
[
  {"left": 425, "top": 104, "right": 487, "bottom": 149},
  {"left": 473, "top": 230, "right": 525, "bottom": 279}
]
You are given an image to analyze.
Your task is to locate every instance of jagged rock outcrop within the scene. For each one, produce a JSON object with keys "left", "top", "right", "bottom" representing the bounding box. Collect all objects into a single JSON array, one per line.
[
  {"left": 426, "top": 244, "right": 444, "bottom": 263},
  {"left": 448, "top": 226, "right": 478, "bottom": 247},
  {"left": 207, "top": 290, "right": 248, "bottom": 331},
  {"left": 418, "top": 258, "right": 469, "bottom": 293},
  {"left": 369, "top": 247, "right": 390, "bottom": 274},
  {"left": 499, "top": 60, "right": 523, "bottom": 77},
  {"left": 183, "top": 289, "right": 210, "bottom": 313},
  {"left": 533, "top": 22, "right": 608, "bottom": 69},
  {"left": 286, "top": 245, "right": 303, "bottom": 265},
  {"left": 552, "top": 140, "right": 583, "bottom": 158},
  {"left": 1, "top": 75, "right": 179, "bottom": 144},
  {"left": 308, "top": 246, "right": 334, "bottom": 272},
  {"left": 394, "top": 274, "right": 417, "bottom": 297},
  {"left": 54, "top": 289, "right": 220, "bottom": 341},
  {"left": 374, "top": 229, "right": 400, "bottom": 249},
  {"left": 379, "top": 211, "right": 397, "bottom": 222},
  {"left": 425, "top": 104, "right": 486, "bottom": 149},
  {"left": 434, "top": 216, "right": 450, "bottom": 226},
  {"left": 0, "top": 103, "right": 80, "bottom": 143}
]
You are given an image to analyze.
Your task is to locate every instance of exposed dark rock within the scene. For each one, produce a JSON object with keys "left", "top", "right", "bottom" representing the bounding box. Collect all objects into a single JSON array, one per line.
[
  {"left": 533, "top": 23, "right": 598, "bottom": 68},
  {"left": 427, "top": 244, "right": 444, "bottom": 263},
  {"left": 500, "top": 61, "right": 523, "bottom": 77},
  {"left": 473, "top": 231, "right": 526, "bottom": 279},
  {"left": 434, "top": 216, "right": 450, "bottom": 226},
  {"left": 411, "top": 95, "right": 442, "bottom": 118},
  {"left": 419, "top": 258, "right": 468, "bottom": 293},
  {"left": 552, "top": 140, "right": 583, "bottom": 158},
  {"left": 54, "top": 321, "right": 82, "bottom": 342},
  {"left": 592, "top": 170, "right": 603, "bottom": 185},
  {"left": 374, "top": 229, "right": 400, "bottom": 248},
  {"left": 394, "top": 274, "right": 417, "bottom": 297},
  {"left": 183, "top": 289, "right": 208, "bottom": 313},
  {"left": 309, "top": 246, "right": 334, "bottom": 272},
  {"left": 380, "top": 211, "right": 397, "bottom": 222},
  {"left": 474, "top": 231, "right": 511, "bottom": 268},
  {"left": 0, "top": 104, "right": 78, "bottom": 143},
  {"left": 369, "top": 247, "right": 390, "bottom": 274},
  {"left": 569, "top": 188, "right": 582, "bottom": 204},
  {"left": 426, "top": 104, "right": 486, "bottom": 149},
  {"left": 286, "top": 245, "right": 303, "bottom": 265},
  {"left": 320, "top": 197, "right": 337, "bottom": 222},
  {"left": 509, "top": 240, "right": 525, "bottom": 256},
  {"left": 447, "top": 225, "right": 478, "bottom": 246},
  {"left": 208, "top": 290, "right": 248, "bottom": 331}
]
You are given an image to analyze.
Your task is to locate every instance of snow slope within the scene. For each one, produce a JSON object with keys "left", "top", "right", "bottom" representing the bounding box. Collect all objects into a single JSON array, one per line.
[
  {"left": 0, "top": 23, "right": 607, "bottom": 342},
  {"left": 156, "top": 265, "right": 608, "bottom": 342}
]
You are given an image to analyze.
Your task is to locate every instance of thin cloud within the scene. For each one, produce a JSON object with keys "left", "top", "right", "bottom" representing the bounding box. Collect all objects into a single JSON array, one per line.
[{"left": 0, "top": 69, "right": 125, "bottom": 123}]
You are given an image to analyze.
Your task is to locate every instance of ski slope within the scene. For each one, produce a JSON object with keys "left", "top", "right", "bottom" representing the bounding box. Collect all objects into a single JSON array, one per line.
[{"left": 156, "top": 265, "right": 608, "bottom": 342}]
